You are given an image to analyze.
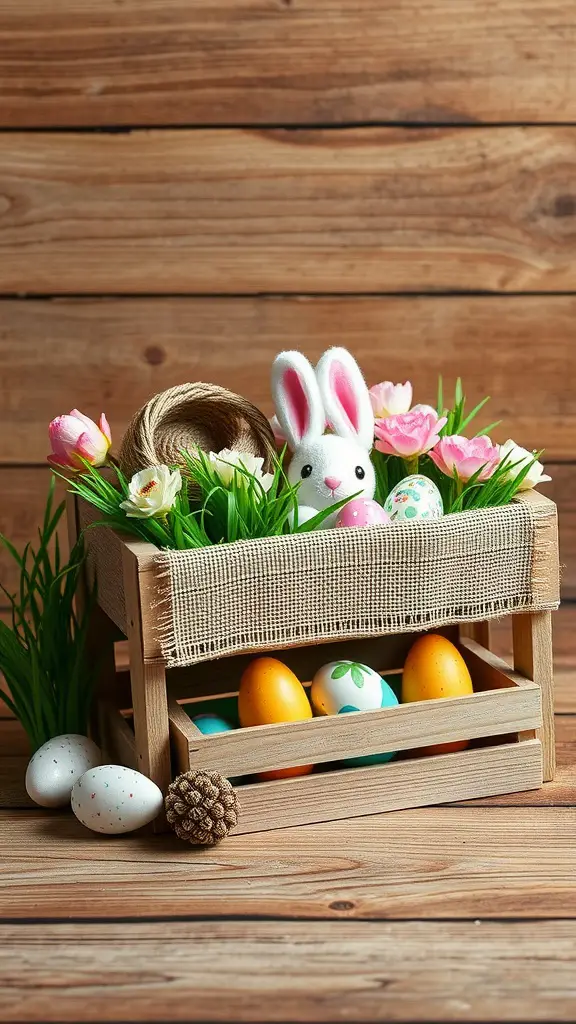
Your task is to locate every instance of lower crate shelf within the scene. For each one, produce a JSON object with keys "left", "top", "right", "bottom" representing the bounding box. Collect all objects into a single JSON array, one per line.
[
  {"left": 98, "top": 635, "right": 545, "bottom": 835},
  {"left": 222, "top": 740, "right": 542, "bottom": 835}
]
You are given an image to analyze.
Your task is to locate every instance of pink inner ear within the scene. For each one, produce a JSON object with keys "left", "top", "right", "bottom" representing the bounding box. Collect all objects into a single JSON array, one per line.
[
  {"left": 330, "top": 361, "right": 359, "bottom": 432},
  {"left": 284, "top": 368, "right": 309, "bottom": 441}
]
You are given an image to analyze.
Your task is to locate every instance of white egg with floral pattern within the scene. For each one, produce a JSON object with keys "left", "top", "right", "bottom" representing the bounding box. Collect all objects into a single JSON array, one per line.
[
  {"left": 310, "top": 660, "right": 385, "bottom": 716},
  {"left": 384, "top": 474, "right": 443, "bottom": 522},
  {"left": 71, "top": 764, "right": 163, "bottom": 834}
]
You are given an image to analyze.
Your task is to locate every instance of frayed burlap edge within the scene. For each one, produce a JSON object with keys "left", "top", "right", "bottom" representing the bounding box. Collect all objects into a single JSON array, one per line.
[{"left": 154, "top": 492, "right": 560, "bottom": 669}]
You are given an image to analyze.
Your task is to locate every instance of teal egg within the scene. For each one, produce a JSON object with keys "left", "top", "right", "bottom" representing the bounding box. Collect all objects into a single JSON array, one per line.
[
  {"left": 192, "top": 713, "right": 234, "bottom": 735},
  {"left": 342, "top": 678, "right": 399, "bottom": 767},
  {"left": 192, "top": 714, "right": 240, "bottom": 784}
]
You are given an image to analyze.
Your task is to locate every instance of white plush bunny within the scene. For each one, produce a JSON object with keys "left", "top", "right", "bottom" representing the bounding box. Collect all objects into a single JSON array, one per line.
[{"left": 272, "top": 347, "right": 375, "bottom": 525}]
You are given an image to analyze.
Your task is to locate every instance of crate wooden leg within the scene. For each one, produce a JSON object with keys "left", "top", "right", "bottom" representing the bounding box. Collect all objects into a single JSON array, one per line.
[
  {"left": 67, "top": 494, "right": 117, "bottom": 745},
  {"left": 86, "top": 606, "right": 119, "bottom": 747},
  {"left": 513, "top": 611, "right": 555, "bottom": 781},
  {"left": 461, "top": 621, "right": 492, "bottom": 650},
  {"left": 122, "top": 546, "right": 171, "bottom": 831}
]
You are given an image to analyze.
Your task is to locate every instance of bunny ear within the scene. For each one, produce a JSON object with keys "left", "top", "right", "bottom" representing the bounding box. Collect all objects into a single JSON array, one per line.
[
  {"left": 271, "top": 350, "right": 325, "bottom": 450},
  {"left": 316, "top": 347, "right": 374, "bottom": 450}
]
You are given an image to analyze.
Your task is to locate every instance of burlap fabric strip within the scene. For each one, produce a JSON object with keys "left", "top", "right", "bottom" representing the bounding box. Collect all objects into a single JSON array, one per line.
[{"left": 155, "top": 492, "right": 559, "bottom": 668}]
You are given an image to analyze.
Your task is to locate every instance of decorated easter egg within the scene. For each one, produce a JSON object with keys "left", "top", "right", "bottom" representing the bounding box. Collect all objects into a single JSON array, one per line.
[
  {"left": 402, "top": 633, "right": 474, "bottom": 754},
  {"left": 192, "top": 714, "right": 241, "bottom": 784},
  {"left": 335, "top": 498, "right": 391, "bottom": 529},
  {"left": 341, "top": 677, "right": 400, "bottom": 766},
  {"left": 311, "top": 660, "right": 385, "bottom": 716},
  {"left": 192, "top": 713, "right": 234, "bottom": 735},
  {"left": 25, "top": 734, "right": 101, "bottom": 808},
  {"left": 71, "top": 764, "right": 164, "bottom": 834},
  {"left": 384, "top": 474, "right": 443, "bottom": 522},
  {"left": 238, "top": 657, "right": 313, "bottom": 780}
]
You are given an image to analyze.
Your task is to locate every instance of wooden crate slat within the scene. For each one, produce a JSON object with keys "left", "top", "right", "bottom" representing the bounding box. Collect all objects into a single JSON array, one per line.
[
  {"left": 3, "top": 128, "right": 576, "bottom": 294},
  {"left": 0, "top": 296, "right": 574, "bottom": 463},
  {"left": 169, "top": 681, "right": 542, "bottom": 777},
  {"left": 231, "top": 740, "right": 543, "bottom": 835},
  {"left": 1, "top": 0, "right": 575, "bottom": 127}
]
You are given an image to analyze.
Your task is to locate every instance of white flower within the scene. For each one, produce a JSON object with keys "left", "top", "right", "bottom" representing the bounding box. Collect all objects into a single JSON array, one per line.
[
  {"left": 120, "top": 466, "right": 183, "bottom": 518},
  {"left": 369, "top": 381, "right": 413, "bottom": 418},
  {"left": 208, "top": 449, "right": 274, "bottom": 491},
  {"left": 411, "top": 403, "right": 438, "bottom": 418},
  {"left": 498, "top": 439, "right": 552, "bottom": 491}
]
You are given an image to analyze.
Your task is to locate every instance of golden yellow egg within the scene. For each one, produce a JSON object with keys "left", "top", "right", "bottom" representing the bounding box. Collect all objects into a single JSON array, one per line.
[
  {"left": 238, "top": 657, "right": 313, "bottom": 780},
  {"left": 402, "top": 634, "right": 474, "bottom": 755}
]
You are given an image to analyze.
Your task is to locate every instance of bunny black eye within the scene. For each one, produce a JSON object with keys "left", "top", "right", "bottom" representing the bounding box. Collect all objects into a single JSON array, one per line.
[
  {"left": 301, "top": 464, "right": 313, "bottom": 479},
  {"left": 355, "top": 466, "right": 365, "bottom": 480}
]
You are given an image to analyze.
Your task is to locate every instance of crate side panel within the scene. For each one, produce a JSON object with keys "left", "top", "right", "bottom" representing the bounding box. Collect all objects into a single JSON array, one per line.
[
  {"left": 173, "top": 684, "right": 541, "bottom": 777},
  {"left": 79, "top": 502, "right": 127, "bottom": 635},
  {"left": 232, "top": 740, "right": 543, "bottom": 835}
]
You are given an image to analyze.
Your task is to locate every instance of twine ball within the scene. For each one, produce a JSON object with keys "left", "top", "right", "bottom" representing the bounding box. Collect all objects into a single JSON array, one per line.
[
  {"left": 118, "top": 382, "right": 276, "bottom": 480},
  {"left": 165, "top": 770, "right": 239, "bottom": 845}
]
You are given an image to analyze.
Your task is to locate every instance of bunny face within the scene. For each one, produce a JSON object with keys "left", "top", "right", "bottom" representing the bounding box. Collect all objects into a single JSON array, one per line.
[
  {"left": 287, "top": 433, "right": 376, "bottom": 512},
  {"left": 271, "top": 347, "right": 376, "bottom": 521}
]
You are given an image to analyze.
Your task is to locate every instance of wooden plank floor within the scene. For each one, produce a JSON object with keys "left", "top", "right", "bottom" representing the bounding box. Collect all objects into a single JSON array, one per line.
[{"left": 1, "top": 606, "right": 575, "bottom": 1022}]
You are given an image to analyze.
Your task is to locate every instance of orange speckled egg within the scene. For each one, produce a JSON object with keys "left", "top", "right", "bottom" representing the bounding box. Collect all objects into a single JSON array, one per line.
[
  {"left": 402, "top": 634, "right": 474, "bottom": 755},
  {"left": 238, "top": 657, "right": 313, "bottom": 780}
]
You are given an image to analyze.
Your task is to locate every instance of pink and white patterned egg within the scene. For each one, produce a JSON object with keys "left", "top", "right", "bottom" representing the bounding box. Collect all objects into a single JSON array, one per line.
[{"left": 335, "top": 498, "right": 391, "bottom": 529}]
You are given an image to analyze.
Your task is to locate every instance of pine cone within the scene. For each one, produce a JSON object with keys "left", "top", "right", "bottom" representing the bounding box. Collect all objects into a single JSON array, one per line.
[{"left": 165, "top": 770, "right": 239, "bottom": 845}]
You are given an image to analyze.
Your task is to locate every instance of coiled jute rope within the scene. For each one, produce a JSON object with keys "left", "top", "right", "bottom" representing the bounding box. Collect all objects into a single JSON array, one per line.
[{"left": 118, "top": 382, "right": 276, "bottom": 479}]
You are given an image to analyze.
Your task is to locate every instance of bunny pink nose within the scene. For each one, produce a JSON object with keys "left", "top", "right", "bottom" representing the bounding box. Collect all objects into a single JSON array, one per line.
[{"left": 324, "top": 476, "right": 342, "bottom": 491}]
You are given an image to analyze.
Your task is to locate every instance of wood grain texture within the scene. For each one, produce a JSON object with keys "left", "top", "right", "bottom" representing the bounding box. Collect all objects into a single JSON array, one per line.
[
  {"left": 0, "top": 295, "right": 574, "bottom": 461},
  {"left": 3, "top": 919, "right": 576, "bottom": 1022},
  {"left": 0, "top": 756, "right": 34, "bottom": 807},
  {"left": 3, "top": 128, "right": 576, "bottom": 294},
  {"left": 229, "top": 740, "right": 543, "bottom": 834},
  {"left": 171, "top": 684, "right": 542, "bottom": 778},
  {"left": 1, "top": 1, "right": 576, "bottom": 128},
  {"left": 2, "top": 802, "right": 576, "bottom": 920}
]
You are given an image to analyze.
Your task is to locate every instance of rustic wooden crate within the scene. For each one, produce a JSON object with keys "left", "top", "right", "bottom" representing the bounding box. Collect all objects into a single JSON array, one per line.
[{"left": 69, "top": 491, "right": 559, "bottom": 835}]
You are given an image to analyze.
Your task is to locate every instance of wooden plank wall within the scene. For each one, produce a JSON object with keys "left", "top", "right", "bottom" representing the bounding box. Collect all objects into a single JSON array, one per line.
[{"left": 0, "top": 0, "right": 574, "bottom": 604}]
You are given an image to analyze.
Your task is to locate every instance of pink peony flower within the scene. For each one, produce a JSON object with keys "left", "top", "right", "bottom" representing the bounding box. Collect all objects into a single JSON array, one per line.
[
  {"left": 369, "top": 381, "right": 412, "bottom": 418},
  {"left": 429, "top": 434, "right": 500, "bottom": 482},
  {"left": 48, "top": 409, "right": 111, "bottom": 470},
  {"left": 374, "top": 409, "right": 447, "bottom": 459}
]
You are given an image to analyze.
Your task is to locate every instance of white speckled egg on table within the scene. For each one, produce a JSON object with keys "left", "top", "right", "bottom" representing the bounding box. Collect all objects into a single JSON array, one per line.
[
  {"left": 384, "top": 474, "right": 443, "bottom": 522},
  {"left": 25, "top": 734, "right": 101, "bottom": 808},
  {"left": 311, "top": 661, "right": 385, "bottom": 716},
  {"left": 71, "top": 764, "right": 164, "bottom": 834}
]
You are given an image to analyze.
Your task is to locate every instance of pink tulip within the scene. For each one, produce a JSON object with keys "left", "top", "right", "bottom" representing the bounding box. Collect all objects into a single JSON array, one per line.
[
  {"left": 48, "top": 409, "right": 111, "bottom": 469},
  {"left": 369, "top": 381, "right": 412, "bottom": 418},
  {"left": 374, "top": 409, "right": 447, "bottom": 459},
  {"left": 429, "top": 434, "right": 500, "bottom": 482}
]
